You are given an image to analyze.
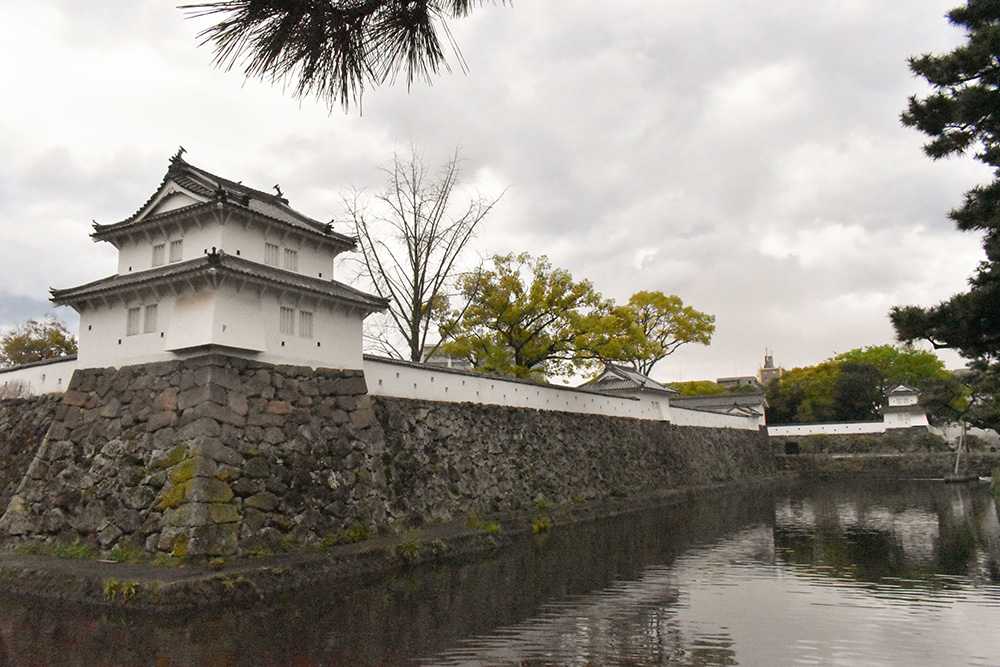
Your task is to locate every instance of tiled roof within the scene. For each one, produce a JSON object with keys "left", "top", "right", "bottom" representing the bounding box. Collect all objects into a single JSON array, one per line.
[
  {"left": 51, "top": 251, "right": 387, "bottom": 313},
  {"left": 581, "top": 363, "right": 678, "bottom": 395},
  {"left": 669, "top": 392, "right": 768, "bottom": 413},
  {"left": 92, "top": 153, "right": 356, "bottom": 248}
]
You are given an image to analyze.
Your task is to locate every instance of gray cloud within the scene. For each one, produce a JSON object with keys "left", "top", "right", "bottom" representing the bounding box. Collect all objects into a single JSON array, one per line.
[{"left": 0, "top": 0, "right": 981, "bottom": 381}]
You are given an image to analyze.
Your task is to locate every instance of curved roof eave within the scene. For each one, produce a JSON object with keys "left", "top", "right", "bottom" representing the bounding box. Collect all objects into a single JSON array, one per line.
[
  {"left": 51, "top": 253, "right": 387, "bottom": 314},
  {"left": 92, "top": 199, "right": 357, "bottom": 250}
]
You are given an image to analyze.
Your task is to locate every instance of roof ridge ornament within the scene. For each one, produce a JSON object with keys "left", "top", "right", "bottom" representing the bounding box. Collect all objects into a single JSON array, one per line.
[
  {"left": 272, "top": 184, "right": 288, "bottom": 204},
  {"left": 171, "top": 146, "right": 187, "bottom": 163}
]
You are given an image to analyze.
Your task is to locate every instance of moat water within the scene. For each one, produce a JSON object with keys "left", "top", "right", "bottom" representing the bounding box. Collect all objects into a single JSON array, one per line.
[{"left": 2, "top": 478, "right": 999, "bottom": 666}]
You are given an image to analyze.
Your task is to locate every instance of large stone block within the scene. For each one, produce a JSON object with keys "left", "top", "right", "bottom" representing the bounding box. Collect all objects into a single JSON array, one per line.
[
  {"left": 192, "top": 401, "right": 246, "bottom": 427},
  {"left": 194, "top": 364, "right": 241, "bottom": 391},
  {"left": 0, "top": 495, "right": 37, "bottom": 536},
  {"left": 145, "top": 410, "right": 177, "bottom": 432},
  {"left": 187, "top": 478, "right": 234, "bottom": 504},
  {"left": 168, "top": 455, "right": 218, "bottom": 483},
  {"left": 244, "top": 492, "right": 278, "bottom": 512},
  {"left": 195, "top": 438, "right": 243, "bottom": 467},
  {"left": 178, "top": 383, "right": 229, "bottom": 411},
  {"left": 191, "top": 523, "right": 239, "bottom": 557},
  {"left": 176, "top": 417, "right": 222, "bottom": 440},
  {"left": 163, "top": 502, "right": 239, "bottom": 528}
]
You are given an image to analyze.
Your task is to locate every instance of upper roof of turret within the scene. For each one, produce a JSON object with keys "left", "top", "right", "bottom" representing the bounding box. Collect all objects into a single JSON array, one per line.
[{"left": 91, "top": 149, "right": 355, "bottom": 251}]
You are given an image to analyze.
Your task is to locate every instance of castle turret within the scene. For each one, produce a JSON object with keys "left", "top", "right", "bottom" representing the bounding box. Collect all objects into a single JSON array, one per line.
[{"left": 50, "top": 152, "right": 387, "bottom": 370}]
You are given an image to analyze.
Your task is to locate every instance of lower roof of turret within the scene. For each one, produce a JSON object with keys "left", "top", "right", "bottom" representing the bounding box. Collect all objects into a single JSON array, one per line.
[{"left": 50, "top": 251, "right": 388, "bottom": 313}]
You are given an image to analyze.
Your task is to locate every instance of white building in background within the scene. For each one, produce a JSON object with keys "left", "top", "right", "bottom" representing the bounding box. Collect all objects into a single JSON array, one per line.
[
  {"left": 880, "top": 383, "right": 930, "bottom": 429},
  {"left": 50, "top": 150, "right": 386, "bottom": 371}
]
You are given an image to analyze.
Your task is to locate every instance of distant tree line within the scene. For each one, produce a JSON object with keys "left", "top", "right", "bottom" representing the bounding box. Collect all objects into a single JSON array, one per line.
[{"left": 764, "top": 345, "right": 957, "bottom": 425}]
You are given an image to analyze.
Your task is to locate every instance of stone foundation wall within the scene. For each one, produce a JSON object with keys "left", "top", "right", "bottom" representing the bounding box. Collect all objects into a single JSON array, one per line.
[
  {"left": 770, "top": 428, "right": 946, "bottom": 455},
  {"left": 375, "top": 397, "right": 774, "bottom": 522},
  {"left": 0, "top": 356, "right": 388, "bottom": 559},
  {"left": 777, "top": 452, "right": 1000, "bottom": 477},
  {"left": 0, "top": 396, "right": 61, "bottom": 511},
  {"left": 0, "top": 355, "right": 775, "bottom": 560}
]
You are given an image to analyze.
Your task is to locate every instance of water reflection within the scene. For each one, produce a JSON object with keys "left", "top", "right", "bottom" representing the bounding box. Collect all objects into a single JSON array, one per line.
[
  {"left": 1, "top": 481, "right": 999, "bottom": 666},
  {"left": 775, "top": 479, "right": 1000, "bottom": 585}
]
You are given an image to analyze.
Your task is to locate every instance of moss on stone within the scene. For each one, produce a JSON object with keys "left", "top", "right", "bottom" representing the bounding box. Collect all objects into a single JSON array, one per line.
[
  {"left": 155, "top": 481, "right": 188, "bottom": 510},
  {"left": 153, "top": 444, "right": 188, "bottom": 470},
  {"left": 171, "top": 533, "right": 189, "bottom": 559}
]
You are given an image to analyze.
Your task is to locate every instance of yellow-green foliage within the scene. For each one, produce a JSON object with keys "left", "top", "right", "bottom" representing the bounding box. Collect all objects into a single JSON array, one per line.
[
  {"left": 16, "top": 540, "right": 96, "bottom": 560},
  {"left": 120, "top": 580, "right": 137, "bottom": 600},
  {"left": 674, "top": 381, "right": 729, "bottom": 396},
  {"left": 466, "top": 515, "right": 501, "bottom": 534},
  {"left": 532, "top": 516, "right": 552, "bottom": 533},
  {"left": 395, "top": 531, "right": 419, "bottom": 562},
  {"left": 108, "top": 540, "right": 143, "bottom": 563},
  {"left": 321, "top": 524, "right": 371, "bottom": 548},
  {"left": 170, "top": 533, "right": 189, "bottom": 560}
]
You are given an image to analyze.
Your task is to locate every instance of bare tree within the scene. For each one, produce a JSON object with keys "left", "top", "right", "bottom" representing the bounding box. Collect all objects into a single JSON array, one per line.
[{"left": 344, "top": 146, "right": 502, "bottom": 361}]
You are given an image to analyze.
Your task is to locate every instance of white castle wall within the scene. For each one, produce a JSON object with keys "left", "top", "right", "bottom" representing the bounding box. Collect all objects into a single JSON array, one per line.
[
  {"left": 670, "top": 406, "right": 762, "bottom": 430},
  {"left": 768, "top": 421, "right": 887, "bottom": 436},
  {"left": 75, "top": 284, "right": 364, "bottom": 371},
  {"left": 363, "top": 356, "right": 668, "bottom": 420},
  {"left": 0, "top": 357, "right": 78, "bottom": 397},
  {"left": 363, "top": 356, "right": 762, "bottom": 430},
  {"left": 0, "top": 354, "right": 762, "bottom": 430}
]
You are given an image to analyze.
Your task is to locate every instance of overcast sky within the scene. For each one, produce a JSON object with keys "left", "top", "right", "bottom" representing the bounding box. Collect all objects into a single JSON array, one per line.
[{"left": 0, "top": 1, "right": 988, "bottom": 382}]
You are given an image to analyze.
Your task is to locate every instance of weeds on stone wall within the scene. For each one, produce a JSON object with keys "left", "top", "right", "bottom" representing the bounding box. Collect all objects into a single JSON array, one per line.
[
  {"left": 531, "top": 516, "right": 552, "bottom": 533},
  {"left": 320, "top": 524, "right": 371, "bottom": 548},
  {"left": 15, "top": 539, "right": 96, "bottom": 560}
]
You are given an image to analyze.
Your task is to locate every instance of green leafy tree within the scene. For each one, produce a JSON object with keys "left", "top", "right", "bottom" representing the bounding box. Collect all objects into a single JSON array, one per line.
[
  {"left": 673, "top": 381, "right": 729, "bottom": 397},
  {"left": 0, "top": 318, "right": 77, "bottom": 367},
  {"left": 441, "top": 253, "right": 609, "bottom": 379},
  {"left": 831, "top": 345, "right": 950, "bottom": 392},
  {"left": 184, "top": 0, "right": 509, "bottom": 111},
  {"left": 831, "top": 363, "right": 883, "bottom": 422},
  {"left": 963, "top": 358, "right": 1000, "bottom": 431},
  {"left": 766, "top": 346, "right": 953, "bottom": 424},
  {"left": 891, "top": 1, "right": 1000, "bottom": 362},
  {"left": 765, "top": 377, "right": 807, "bottom": 425},
  {"left": 918, "top": 374, "right": 971, "bottom": 426},
  {"left": 765, "top": 361, "right": 842, "bottom": 424},
  {"left": 601, "top": 291, "right": 714, "bottom": 375}
]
